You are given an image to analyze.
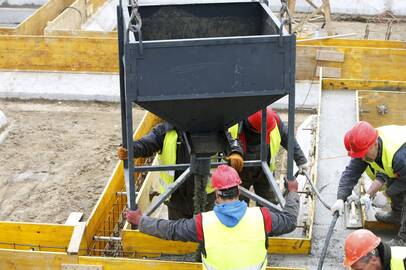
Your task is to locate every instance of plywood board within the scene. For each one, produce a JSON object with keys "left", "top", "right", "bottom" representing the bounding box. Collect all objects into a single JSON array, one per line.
[
  {"left": 322, "top": 79, "right": 406, "bottom": 91},
  {"left": 316, "top": 50, "right": 344, "bottom": 62},
  {"left": 315, "top": 66, "right": 341, "bottom": 78},
  {"left": 358, "top": 91, "right": 406, "bottom": 127}
]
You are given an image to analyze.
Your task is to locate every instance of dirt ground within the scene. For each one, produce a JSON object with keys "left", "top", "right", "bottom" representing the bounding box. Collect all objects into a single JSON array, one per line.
[{"left": 0, "top": 99, "right": 144, "bottom": 223}]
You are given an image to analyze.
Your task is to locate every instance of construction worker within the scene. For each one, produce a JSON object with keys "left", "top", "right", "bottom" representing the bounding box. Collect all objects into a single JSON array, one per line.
[
  {"left": 229, "top": 108, "right": 307, "bottom": 204},
  {"left": 331, "top": 121, "right": 406, "bottom": 246},
  {"left": 125, "top": 165, "right": 300, "bottom": 270},
  {"left": 343, "top": 229, "right": 406, "bottom": 269},
  {"left": 118, "top": 121, "right": 244, "bottom": 220}
]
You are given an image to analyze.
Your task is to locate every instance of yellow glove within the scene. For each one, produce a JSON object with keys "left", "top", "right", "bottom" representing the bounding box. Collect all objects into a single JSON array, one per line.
[
  {"left": 227, "top": 153, "right": 244, "bottom": 172},
  {"left": 117, "top": 146, "right": 128, "bottom": 160}
]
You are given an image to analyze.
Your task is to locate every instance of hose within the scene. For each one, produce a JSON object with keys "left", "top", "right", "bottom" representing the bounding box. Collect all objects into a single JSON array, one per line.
[
  {"left": 297, "top": 171, "right": 332, "bottom": 210},
  {"left": 317, "top": 211, "right": 339, "bottom": 270}
]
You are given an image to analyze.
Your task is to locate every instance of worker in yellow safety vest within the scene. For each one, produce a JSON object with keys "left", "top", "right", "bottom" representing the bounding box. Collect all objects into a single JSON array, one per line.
[
  {"left": 118, "top": 122, "right": 244, "bottom": 220},
  {"left": 331, "top": 121, "right": 406, "bottom": 246},
  {"left": 125, "top": 165, "right": 300, "bottom": 270},
  {"left": 343, "top": 229, "right": 406, "bottom": 269},
  {"left": 229, "top": 107, "right": 307, "bottom": 204}
]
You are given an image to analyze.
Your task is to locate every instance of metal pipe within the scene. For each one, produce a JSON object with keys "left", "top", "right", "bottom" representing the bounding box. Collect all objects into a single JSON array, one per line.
[
  {"left": 262, "top": 161, "right": 285, "bottom": 207},
  {"left": 300, "top": 171, "right": 331, "bottom": 210},
  {"left": 93, "top": 236, "right": 122, "bottom": 242},
  {"left": 239, "top": 186, "right": 282, "bottom": 213}
]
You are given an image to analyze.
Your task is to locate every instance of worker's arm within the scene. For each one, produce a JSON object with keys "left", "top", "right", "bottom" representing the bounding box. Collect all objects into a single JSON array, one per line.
[
  {"left": 265, "top": 191, "right": 300, "bottom": 236},
  {"left": 138, "top": 216, "right": 198, "bottom": 242},
  {"left": 278, "top": 117, "right": 307, "bottom": 166},
  {"left": 132, "top": 122, "right": 172, "bottom": 157},
  {"left": 337, "top": 158, "right": 368, "bottom": 201},
  {"left": 392, "top": 144, "right": 406, "bottom": 180}
]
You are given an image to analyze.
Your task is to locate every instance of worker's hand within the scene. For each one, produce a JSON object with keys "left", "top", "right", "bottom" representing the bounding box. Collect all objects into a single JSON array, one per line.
[
  {"left": 117, "top": 145, "right": 128, "bottom": 160},
  {"left": 360, "top": 194, "right": 372, "bottom": 210},
  {"left": 286, "top": 179, "right": 299, "bottom": 193},
  {"left": 331, "top": 199, "right": 344, "bottom": 216},
  {"left": 346, "top": 191, "right": 360, "bottom": 204},
  {"left": 298, "top": 163, "right": 308, "bottom": 174},
  {"left": 125, "top": 209, "right": 143, "bottom": 226},
  {"left": 227, "top": 152, "right": 244, "bottom": 172}
]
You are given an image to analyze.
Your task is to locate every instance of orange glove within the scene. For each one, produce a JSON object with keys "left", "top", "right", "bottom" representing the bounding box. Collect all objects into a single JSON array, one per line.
[
  {"left": 117, "top": 146, "right": 128, "bottom": 160},
  {"left": 227, "top": 152, "right": 244, "bottom": 172},
  {"left": 125, "top": 209, "right": 143, "bottom": 226},
  {"left": 286, "top": 179, "right": 299, "bottom": 193}
]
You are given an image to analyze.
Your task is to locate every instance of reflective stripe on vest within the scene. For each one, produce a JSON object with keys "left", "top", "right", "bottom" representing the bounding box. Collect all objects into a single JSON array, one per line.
[
  {"left": 229, "top": 124, "right": 281, "bottom": 172},
  {"left": 366, "top": 125, "right": 406, "bottom": 178},
  {"left": 201, "top": 207, "right": 267, "bottom": 270},
  {"left": 158, "top": 130, "right": 215, "bottom": 196},
  {"left": 390, "top": 246, "right": 406, "bottom": 270}
]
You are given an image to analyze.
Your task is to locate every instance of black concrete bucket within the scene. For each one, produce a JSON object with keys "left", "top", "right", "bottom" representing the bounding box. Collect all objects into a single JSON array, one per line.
[{"left": 118, "top": 0, "right": 296, "bottom": 133}]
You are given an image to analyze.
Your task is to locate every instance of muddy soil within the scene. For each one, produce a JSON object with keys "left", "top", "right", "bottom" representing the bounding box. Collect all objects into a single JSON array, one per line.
[{"left": 0, "top": 99, "right": 144, "bottom": 223}]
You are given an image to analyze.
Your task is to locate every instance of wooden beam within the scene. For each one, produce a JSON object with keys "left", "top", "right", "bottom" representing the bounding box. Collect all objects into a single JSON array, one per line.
[
  {"left": 121, "top": 230, "right": 311, "bottom": 256},
  {"left": 288, "top": 0, "right": 296, "bottom": 16},
  {"left": 358, "top": 91, "right": 406, "bottom": 127},
  {"left": 63, "top": 264, "right": 103, "bottom": 270},
  {"left": 0, "top": 250, "right": 77, "bottom": 269},
  {"left": 67, "top": 222, "right": 87, "bottom": 255},
  {"left": 45, "top": 29, "right": 117, "bottom": 38},
  {"left": 316, "top": 50, "right": 344, "bottom": 62},
  {"left": 0, "top": 222, "right": 73, "bottom": 252},
  {"left": 15, "top": 0, "right": 75, "bottom": 35},
  {"left": 298, "top": 39, "right": 406, "bottom": 49},
  {"left": 45, "top": 0, "right": 86, "bottom": 33},
  {"left": 321, "top": 0, "right": 333, "bottom": 36},
  {"left": 316, "top": 66, "right": 341, "bottom": 78},
  {"left": 65, "top": 212, "right": 84, "bottom": 225},
  {"left": 322, "top": 79, "right": 406, "bottom": 91}
]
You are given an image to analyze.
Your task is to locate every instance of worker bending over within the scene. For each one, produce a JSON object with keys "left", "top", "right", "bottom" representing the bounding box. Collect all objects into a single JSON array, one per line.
[
  {"left": 343, "top": 229, "right": 406, "bottom": 269},
  {"left": 331, "top": 121, "right": 406, "bottom": 246},
  {"left": 118, "top": 122, "right": 243, "bottom": 220},
  {"left": 229, "top": 107, "right": 307, "bottom": 204},
  {"left": 126, "top": 165, "right": 300, "bottom": 270}
]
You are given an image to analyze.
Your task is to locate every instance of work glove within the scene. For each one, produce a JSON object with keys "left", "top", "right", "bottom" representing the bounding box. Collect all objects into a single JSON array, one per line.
[
  {"left": 286, "top": 179, "right": 299, "bottom": 193},
  {"left": 117, "top": 145, "right": 128, "bottom": 160},
  {"left": 125, "top": 208, "right": 143, "bottom": 226},
  {"left": 298, "top": 163, "right": 308, "bottom": 174},
  {"left": 331, "top": 199, "right": 344, "bottom": 216},
  {"left": 360, "top": 194, "right": 372, "bottom": 210},
  {"left": 227, "top": 152, "right": 244, "bottom": 172},
  {"left": 346, "top": 191, "right": 360, "bottom": 204}
]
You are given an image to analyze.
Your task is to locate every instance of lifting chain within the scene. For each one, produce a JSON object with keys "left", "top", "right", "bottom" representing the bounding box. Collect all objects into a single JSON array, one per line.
[{"left": 128, "top": 0, "right": 143, "bottom": 54}]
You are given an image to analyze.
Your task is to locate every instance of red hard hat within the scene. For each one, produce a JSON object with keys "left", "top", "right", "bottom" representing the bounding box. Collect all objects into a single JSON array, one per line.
[
  {"left": 247, "top": 108, "right": 277, "bottom": 142},
  {"left": 344, "top": 121, "right": 378, "bottom": 159},
  {"left": 343, "top": 229, "right": 381, "bottom": 267},
  {"left": 212, "top": 165, "right": 242, "bottom": 190}
]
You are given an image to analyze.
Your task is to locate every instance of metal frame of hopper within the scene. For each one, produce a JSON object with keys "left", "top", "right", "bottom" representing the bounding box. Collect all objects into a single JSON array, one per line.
[{"left": 117, "top": 0, "right": 296, "bottom": 214}]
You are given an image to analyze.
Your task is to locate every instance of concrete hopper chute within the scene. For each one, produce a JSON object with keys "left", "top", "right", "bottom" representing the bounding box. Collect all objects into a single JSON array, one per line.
[{"left": 117, "top": 0, "right": 296, "bottom": 214}]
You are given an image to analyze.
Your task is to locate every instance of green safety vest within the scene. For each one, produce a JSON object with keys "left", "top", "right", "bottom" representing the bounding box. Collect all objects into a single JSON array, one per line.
[
  {"left": 365, "top": 125, "right": 406, "bottom": 179},
  {"left": 365, "top": 165, "right": 376, "bottom": 180},
  {"left": 201, "top": 207, "right": 267, "bottom": 270},
  {"left": 229, "top": 123, "right": 281, "bottom": 171},
  {"left": 158, "top": 130, "right": 215, "bottom": 197},
  {"left": 390, "top": 246, "right": 406, "bottom": 270}
]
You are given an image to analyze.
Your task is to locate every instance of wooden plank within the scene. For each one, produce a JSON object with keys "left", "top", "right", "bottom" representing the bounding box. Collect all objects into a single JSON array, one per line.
[
  {"left": 322, "top": 79, "right": 406, "bottom": 91},
  {"left": 358, "top": 91, "right": 406, "bottom": 127},
  {"left": 321, "top": 0, "right": 333, "bottom": 36},
  {"left": 0, "top": 249, "right": 77, "bottom": 269},
  {"left": 15, "top": 0, "right": 75, "bottom": 35},
  {"left": 45, "top": 29, "right": 117, "bottom": 38},
  {"left": 0, "top": 27, "right": 15, "bottom": 35},
  {"left": 79, "top": 256, "right": 304, "bottom": 270},
  {"left": 121, "top": 230, "right": 311, "bottom": 255},
  {"left": 65, "top": 212, "right": 84, "bottom": 225},
  {"left": 316, "top": 50, "right": 344, "bottom": 62},
  {"left": 364, "top": 220, "right": 400, "bottom": 232},
  {"left": 316, "top": 66, "right": 341, "bottom": 78},
  {"left": 299, "top": 39, "right": 406, "bottom": 49},
  {"left": 67, "top": 222, "right": 87, "bottom": 255},
  {"left": 0, "top": 222, "right": 73, "bottom": 252},
  {"left": 0, "top": 35, "right": 118, "bottom": 72}
]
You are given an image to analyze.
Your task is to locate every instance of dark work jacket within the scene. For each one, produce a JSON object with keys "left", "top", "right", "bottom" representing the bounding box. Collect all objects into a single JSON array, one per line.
[
  {"left": 138, "top": 192, "right": 300, "bottom": 242},
  {"left": 131, "top": 122, "right": 243, "bottom": 214},
  {"left": 337, "top": 139, "right": 406, "bottom": 201},
  {"left": 239, "top": 115, "right": 307, "bottom": 166}
]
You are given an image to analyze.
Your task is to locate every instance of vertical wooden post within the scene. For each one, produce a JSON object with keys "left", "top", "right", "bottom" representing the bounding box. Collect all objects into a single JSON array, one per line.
[{"left": 321, "top": 0, "right": 333, "bottom": 35}]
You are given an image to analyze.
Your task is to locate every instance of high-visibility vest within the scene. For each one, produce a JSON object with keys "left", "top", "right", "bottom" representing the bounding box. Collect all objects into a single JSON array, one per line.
[
  {"left": 201, "top": 207, "right": 267, "bottom": 270},
  {"left": 390, "top": 246, "right": 406, "bottom": 270},
  {"left": 366, "top": 125, "right": 406, "bottom": 179},
  {"left": 229, "top": 124, "right": 281, "bottom": 172},
  {"left": 158, "top": 130, "right": 215, "bottom": 197},
  {"left": 365, "top": 165, "right": 376, "bottom": 180}
]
